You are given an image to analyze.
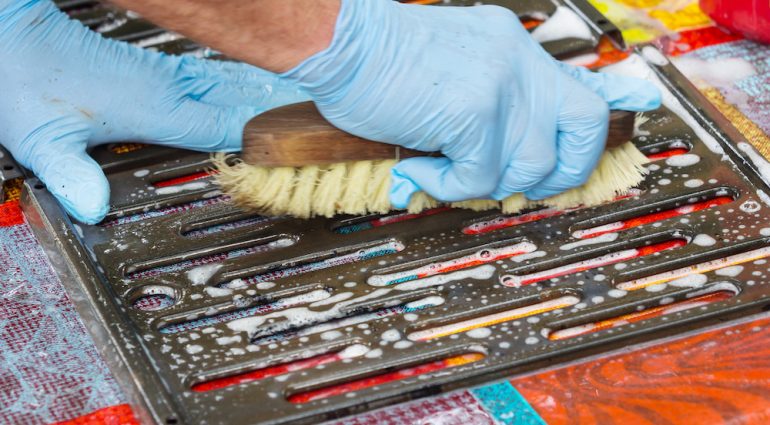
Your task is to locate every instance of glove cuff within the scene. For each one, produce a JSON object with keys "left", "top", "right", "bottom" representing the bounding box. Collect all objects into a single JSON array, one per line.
[{"left": 280, "top": 0, "right": 398, "bottom": 104}]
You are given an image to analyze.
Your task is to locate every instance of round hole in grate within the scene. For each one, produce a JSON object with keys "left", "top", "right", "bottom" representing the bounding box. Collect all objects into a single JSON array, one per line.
[{"left": 132, "top": 285, "right": 177, "bottom": 311}]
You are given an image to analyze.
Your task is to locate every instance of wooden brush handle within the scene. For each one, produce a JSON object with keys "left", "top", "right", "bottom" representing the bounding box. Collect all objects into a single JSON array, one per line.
[{"left": 242, "top": 101, "right": 635, "bottom": 167}]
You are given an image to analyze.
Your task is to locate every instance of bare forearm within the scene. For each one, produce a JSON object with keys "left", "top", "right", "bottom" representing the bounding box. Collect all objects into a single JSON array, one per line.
[{"left": 109, "top": 0, "right": 340, "bottom": 72}]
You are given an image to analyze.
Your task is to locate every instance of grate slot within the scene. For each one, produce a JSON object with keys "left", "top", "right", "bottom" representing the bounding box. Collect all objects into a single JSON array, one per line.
[
  {"left": 547, "top": 284, "right": 738, "bottom": 340},
  {"left": 333, "top": 207, "right": 452, "bottom": 234},
  {"left": 218, "top": 240, "right": 405, "bottom": 288},
  {"left": 462, "top": 189, "right": 643, "bottom": 235},
  {"left": 180, "top": 213, "right": 272, "bottom": 237},
  {"left": 102, "top": 196, "right": 229, "bottom": 227},
  {"left": 124, "top": 235, "right": 295, "bottom": 279},
  {"left": 408, "top": 294, "right": 580, "bottom": 341},
  {"left": 191, "top": 343, "right": 369, "bottom": 392},
  {"left": 26, "top": 28, "right": 770, "bottom": 425},
  {"left": 368, "top": 240, "right": 535, "bottom": 287},
  {"left": 618, "top": 244, "right": 770, "bottom": 291},
  {"left": 287, "top": 352, "right": 486, "bottom": 404},
  {"left": 570, "top": 187, "right": 737, "bottom": 239},
  {"left": 501, "top": 236, "right": 688, "bottom": 287},
  {"left": 157, "top": 287, "right": 331, "bottom": 334},
  {"left": 243, "top": 293, "right": 444, "bottom": 344}
]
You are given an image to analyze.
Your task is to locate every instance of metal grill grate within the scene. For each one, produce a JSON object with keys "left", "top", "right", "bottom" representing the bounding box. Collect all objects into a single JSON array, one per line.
[{"left": 22, "top": 2, "right": 770, "bottom": 425}]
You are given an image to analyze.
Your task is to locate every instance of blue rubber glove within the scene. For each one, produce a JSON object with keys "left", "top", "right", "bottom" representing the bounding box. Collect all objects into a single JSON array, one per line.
[
  {"left": 283, "top": 0, "right": 662, "bottom": 208},
  {"left": 0, "top": 0, "right": 308, "bottom": 224}
]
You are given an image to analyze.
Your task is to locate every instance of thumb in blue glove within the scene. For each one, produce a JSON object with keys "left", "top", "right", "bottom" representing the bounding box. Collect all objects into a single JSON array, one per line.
[
  {"left": 282, "top": 0, "right": 661, "bottom": 209},
  {"left": 0, "top": 0, "right": 309, "bottom": 224}
]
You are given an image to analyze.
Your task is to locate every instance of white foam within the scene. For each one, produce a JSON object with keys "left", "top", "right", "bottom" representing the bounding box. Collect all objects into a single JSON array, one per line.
[
  {"left": 666, "top": 154, "right": 701, "bottom": 167},
  {"left": 321, "top": 330, "right": 343, "bottom": 341},
  {"left": 560, "top": 233, "right": 618, "bottom": 251},
  {"left": 466, "top": 327, "right": 492, "bottom": 339},
  {"left": 155, "top": 181, "right": 210, "bottom": 195},
  {"left": 186, "top": 344, "right": 203, "bottom": 354},
  {"left": 715, "top": 265, "right": 744, "bottom": 277},
  {"left": 186, "top": 264, "right": 223, "bottom": 286},
  {"left": 692, "top": 234, "right": 716, "bottom": 247},
  {"left": 394, "top": 265, "right": 496, "bottom": 291},
  {"left": 671, "top": 56, "right": 756, "bottom": 89},
  {"left": 531, "top": 6, "right": 593, "bottom": 43},
  {"left": 603, "top": 55, "right": 724, "bottom": 155},
  {"left": 641, "top": 46, "right": 669, "bottom": 66},
  {"left": 684, "top": 179, "right": 704, "bottom": 188},
  {"left": 215, "top": 335, "right": 241, "bottom": 345},
  {"left": 394, "top": 340, "right": 413, "bottom": 349},
  {"left": 256, "top": 282, "right": 276, "bottom": 290},
  {"left": 310, "top": 292, "right": 354, "bottom": 307},
  {"left": 738, "top": 142, "right": 770, "bottom": 185},
  {"left": 381, "top": 329, "right": 401, "bottom": 342},
  {"left": 669, "top": 273, "right": 708, "bottom": 288},
  {"left": 511, "top": 251, "right": 547, "bottom": 263},
  {"left": 204, "top": 286, "right": 232, "bottom": 297},
  {"left": 339, "top": 344, "right": 369, "bottom": 359}
]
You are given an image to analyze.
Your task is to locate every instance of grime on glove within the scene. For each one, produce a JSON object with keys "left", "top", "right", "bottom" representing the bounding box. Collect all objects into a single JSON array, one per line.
[
  {"left": 0, "top": 0, "right": 308, "bottom": 224},
  {"left": 282, "top": 0, "right": 662, "bottom": 208}
]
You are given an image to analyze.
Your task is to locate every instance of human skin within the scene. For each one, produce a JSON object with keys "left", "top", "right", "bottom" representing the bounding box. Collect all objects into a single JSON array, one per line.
[{"left": 110, "top": 0, "right": 341, "bottom": 72}]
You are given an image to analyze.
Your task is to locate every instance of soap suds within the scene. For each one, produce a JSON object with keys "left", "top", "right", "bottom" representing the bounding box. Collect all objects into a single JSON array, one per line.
[
  {"left": 155, "top": 181, "right": 209, "bottom": 195},
  {"left": 715, "top": 265, "right": 744, "bottom": 277},
  {"left": 186, "top": 264, "right": 223, "bottom": 286},
  {"left": 603, "top": 55, "right": 724, "bottom": 155},
  {"left": 666, "top": 154, "right": 700, "bottom": 167},
  {"left": 560, "top": 232, "right": 618, "bottom": 251},
  {"left": 531, "top": 6, "right": 593, "bottom": 43},
  {"left": 641, "top": 46, "right": 669, "bottom": 66},
  {"left": 394, "top": 265, "right": 496, "bottom": 291},
  {"left": 692, "top": 234, "right": 716, "bottom": 247}
]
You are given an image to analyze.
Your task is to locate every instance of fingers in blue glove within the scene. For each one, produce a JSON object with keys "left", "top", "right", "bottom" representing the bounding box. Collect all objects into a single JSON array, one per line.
[
  {"left": 525, "top": 84, "right": 609, "bottom": 201},
  {"left": 390, "top": 155, "right": 499, "bottom": 209},
  {"left": 489, "top": 126, "right": 558, "bottom": 200},
  {"left": 21, "top": 117, "right": 110, "bottom": 225},
  {"left": 555, "top": 61, "right": 662, "bottom": 112}
]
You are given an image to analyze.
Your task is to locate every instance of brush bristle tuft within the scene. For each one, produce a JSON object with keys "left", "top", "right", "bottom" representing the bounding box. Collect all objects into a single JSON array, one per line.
[{"left": 213, "top": 142, "right": 649, "bottom": 218}]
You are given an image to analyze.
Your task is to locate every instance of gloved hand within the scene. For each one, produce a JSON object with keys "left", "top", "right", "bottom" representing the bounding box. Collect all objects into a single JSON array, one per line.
[
  {"left": 0, "top": 0, "right": 308, "bottom": 224},
  {"left": 282, "top": 0, "right": 662, "bottom": 208}
]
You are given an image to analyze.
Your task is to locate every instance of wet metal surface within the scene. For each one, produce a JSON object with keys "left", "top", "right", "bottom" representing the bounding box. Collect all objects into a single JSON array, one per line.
[
  {"left": 22, "top": 54, "right": 770, "bottom": 424},
  {"left": 25, "top": 2, "right": 770, "bottom": 425}
]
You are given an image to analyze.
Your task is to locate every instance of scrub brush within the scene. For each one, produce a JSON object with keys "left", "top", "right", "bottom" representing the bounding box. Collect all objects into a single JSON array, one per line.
[{"left": 212, "top": 102, "right": 647, "bottom": 218}]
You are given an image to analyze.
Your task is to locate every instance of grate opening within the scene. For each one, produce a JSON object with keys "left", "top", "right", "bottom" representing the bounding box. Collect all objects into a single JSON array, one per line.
[
  {"left": 101, "top": 196, "right": 229, "bottom": 227},
  {"left": 246, "top": 294, "right": 445, "bottom": 345},
  {"left": 547, "top": 284, "right": 738, "bottom": 340},
  {"left": 286, "top": 352, "right": 486, "bottom": 404},
  {"left": 218, "top": 240, "right": 406, "bottom": 289},
  {"left": 191, "top": 344, "right": 369, "bottom": 392},
  {"left": 181, "top": 213, "right": 273, "bottom": 237},
  {"left": 158, "top": 287, "right": 331, "bottom": 334},
  {"left": 131, "top": 285, "right": 178, "bottom": 312},
  {"left": 408, "top": 294, "right": 581, "bottom": 341},
  {"left": 124, "top": 236, "right": 295, "bottom": 280},
  {"left": 462, "top": 189, "right": 643, "bottom": 235},
  {"left": 618, "top": 245, "right": 770, "bottom": 291},
  {"left": 368, "top": 240, "right": 536, "bottom": 287},
  {"left": 333, "top": 207, "right": 452, "bottom": 234},
  {"left": 502, "top": 236, "right": 689, "bottom": 288},
  {"left": 571, "top": 188, "right": 737, "bottom": 239},
  {"left": 152, "top": 170, "right": 215, "bottom": 189},
  {"left": 642, "top": 139, "right": 692, "bottom": 161}
]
